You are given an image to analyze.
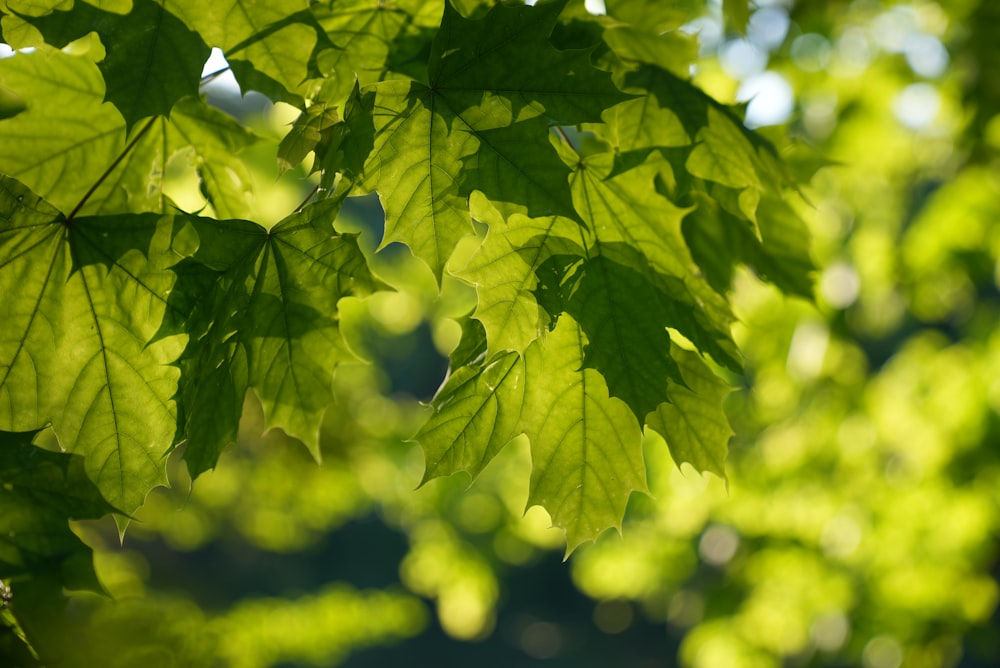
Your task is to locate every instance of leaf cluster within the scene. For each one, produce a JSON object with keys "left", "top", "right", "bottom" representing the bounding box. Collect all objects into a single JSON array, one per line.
[{"left": 0, "top": 0, "right": 811, "bottom": 607}]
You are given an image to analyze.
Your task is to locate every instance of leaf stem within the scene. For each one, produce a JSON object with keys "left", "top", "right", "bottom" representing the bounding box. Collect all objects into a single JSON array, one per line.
[
  {"left": 294, "top": 184, "right": 320, "bottom": 213},
  {"left": 200, "top": 66, "right": 232, "bottom": 86},
  {"left": 64, "top": 116, "right": 157, "bottom": 225},
  {"left": 554, "top": 125, "right": 579, "bottom": 155}
]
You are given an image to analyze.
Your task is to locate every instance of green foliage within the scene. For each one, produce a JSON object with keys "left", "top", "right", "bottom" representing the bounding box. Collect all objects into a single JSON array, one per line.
[
  {"left": 0, "top": 0, "right": 794, "bottom": 556},
  {"left": 1, "top": 0, "right": 995, "bottom": 666},
  {"left": 0, "top": 0, "right": 833, "bottom": 662},
  {"left": 0, "top": 430, "right": 113, "bottom": 591}
]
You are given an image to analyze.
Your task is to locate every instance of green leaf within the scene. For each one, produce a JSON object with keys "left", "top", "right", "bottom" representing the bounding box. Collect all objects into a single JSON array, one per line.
[
  {"left": 357, "top": 0, "right": 629, "bottom": 279},
  {"left": 563, "top": 252, "right": 686, "bottom": 420},
  {"left": 0, "top": 83, "right": 25, "bottom": 121},
  {"left": 417, "top": 351, "right": 524, "bottom": 483},
  {"left": 591, "top": 65, "right": 790, "bottom": 225},
  {"left": 427, "top": 0, "right": 624, "bottom": 125},
  {"left": 167, "top": 96, "right": 259, "bottom": 219},
  {"left": 312, "top": 82, "right": 375, "bottom": 191},
  {"left": 0, "top": 49, "right": 125, "bottom": 214},
  {"left": 85, "top": 96, "right": 259, "bottom": 218},
  {"left": 570, "top": 152, "right": 741, "bottom": 374},
  {"left": 686, "top": 105, "right": 763, "bottom": 194},
  {"left": 0, "top": 430, "right": 115, "bottom": 593},
  {"left": 603, "top": 0, "right": 702, "bottom": 33},
  {"left": 278, "top": 103, "right": 340, "bottom": 176},
  {"left": 458, "top": 211, "right": 581, "bottom": 356},
  {"left": 601, "top": 25, "right": 698, "bottom": 77},
  {"left": 364, "top": 79, "right": 475, "bottom": 279},
  {"left": 684, "top": 192, "right": 815, "bottom": 298},
  {"left": 446, "top": 312, "right": 488, "bottom": 369},
  {"left": 0, "top": 48, "right": 256, "bottom": 217},
  {"left": 520, "top": 314, "right": 646, "bottom": 553},
  {"left": 646, "top": 348, "right": 732, "bottom": 479},
  {"left": 167, "top": 0, "right": 321, "bottom": 99},
  {"left": 3, "top": 0, "right": 132, "bottom": 15},
  {"left": 0, "top": 177, "right": 189, "bottom": 513},
  {"left": 312, "top": 0, "right": 432, "bottom": 105},
  {"left": 17, "top": 0, "right": 211, "bottom": 130},
  {"left": 179, "top": 196, "right": 380, "bottom": 474}
]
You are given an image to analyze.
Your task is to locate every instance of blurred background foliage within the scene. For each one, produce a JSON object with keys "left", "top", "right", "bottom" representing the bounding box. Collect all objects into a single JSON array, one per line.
[{"left": 4, "top": 0, "right": 1000, "bottom": 666}]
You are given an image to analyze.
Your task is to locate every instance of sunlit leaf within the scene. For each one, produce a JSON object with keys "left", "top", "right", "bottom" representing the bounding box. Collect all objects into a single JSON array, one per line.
[
  {"left": 458, "top": 211, "right": 581, "bottom": 356},
  {"left": 520, "top": 314, "right": 646, "bottom": 553},
  {"left": 417, "top": 351, "right": 524, "bottom": 483},
  {"left": 570, "top": 152, "right": 741, "bottom": 374},
  {"left": 0, "top": 49, "right": 125, "bottom": 215},
  {"left": 356, "top": 0, "right": 629, "bottom": 279},
  {"left": 16, "top": 0, "right": 211, "bottom": 129},
  {"left": 167, "top": 0, "right": 323, "bottom": 99},
  {"left": 0, "top": 177, "right": 189, "bottom": 513},
  {"left": 646, "top": 348, "right": 732, "bottom": 479}
]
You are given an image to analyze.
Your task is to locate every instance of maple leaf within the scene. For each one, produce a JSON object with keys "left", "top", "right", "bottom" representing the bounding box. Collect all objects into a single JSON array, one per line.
[
  {"left": 11, "top": 0, "right": 211, "bottom": 130},
  {"left": 175, "top": 195, "right": 381, "bottom": 474},
  {"left": 166, "top": 0, "right": 319, "bottom": 97},
  {"left": 312, "top": 0, "right": 437, "bottom": 105},
  {"left": 0, "top": 50, "right": 258, "bottom": 219},
  {"left": 417, "top": 350, "right": 524, "bottom": 484},
  {"left": 0, "top": 176, "right": 190, "bottom": 513},
  {"left": 0, "top": 49, "right": 125, "bottom": 215},
  {"left": 353, "top": 0, "right": 630, "bottom": 279},
  {"left": 646, "top": 347, "right": 732, "bottom": 480},
  {"left": 0, "top": 0, "right": 816, "bottom": 567},
  {"left": 520, "top": 315, "right": 647, "bottom": 553},
  {"left": 458, "top": 210, "right": 582, "bottom": 356}
]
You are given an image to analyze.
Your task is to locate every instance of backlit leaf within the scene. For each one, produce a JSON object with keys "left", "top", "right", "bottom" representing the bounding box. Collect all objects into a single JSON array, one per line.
[
  {"left": 0, "top": 49, "right": 125, "bottom": 214},
  {"left": 167, "top": 0, "right": 322, "bottom": 99},
  {"left": 178, "top": 196, "right": 380, "bottom": 474},
  {"left": 0, "top": 177, "right": 189, "bottom": 513},
  {"left": 357, "top": 0, "right": 629, "bottom": 279},
  {"left": 646, "top": 348, "right": 732, "bottom": 479},
  {"left": 17, "top": 0, "right": 211, "bottom": 129},
  {"left": 520, "top": 314, "right": 647, "bottom": 553},
  {"left": 417, "top": 351, "right": 524, "bottom": 483}
]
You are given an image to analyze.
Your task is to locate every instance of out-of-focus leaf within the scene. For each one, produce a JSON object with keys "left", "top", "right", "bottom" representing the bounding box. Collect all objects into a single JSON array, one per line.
[
  {"left": 0, "top": 430, "right": 115, "bottom": 593},
  {"left": 603, "top": 0, "right": 702, "bottom": 33},
  {"left": 723, "top": 0, "right": 750, "bottom": 34}
]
